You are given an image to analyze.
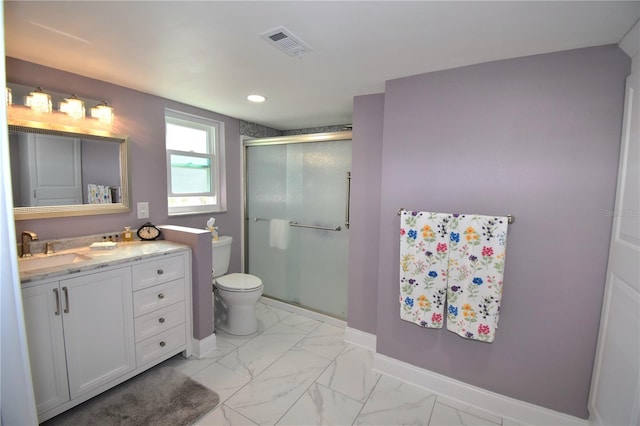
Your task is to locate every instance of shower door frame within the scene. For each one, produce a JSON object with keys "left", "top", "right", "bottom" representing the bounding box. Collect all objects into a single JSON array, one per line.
[{"left": 242, "top": 131, "right": 352, "bottom": 316}]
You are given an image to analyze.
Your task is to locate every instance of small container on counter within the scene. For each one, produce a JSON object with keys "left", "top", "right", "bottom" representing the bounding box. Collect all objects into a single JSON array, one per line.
[{"left": 122, "top": 226, "right": 134, "bottom": 242}]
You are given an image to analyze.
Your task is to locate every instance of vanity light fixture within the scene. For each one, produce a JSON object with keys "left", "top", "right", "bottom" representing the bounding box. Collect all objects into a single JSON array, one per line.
[
  {"left": 24, "top": 87, "right": 52, "bottom": 113},
  {"left": 90, "top": 101, "right": 114, "bottom": 125},
  {"left": 59, "top": 95, "right": 85, "bottom": 120},
  {"left": 7, "top": 83, "right": 116, "bottom": 134},
  {"left": 247, "top": 94, "right": 266, "bottom": 103}
]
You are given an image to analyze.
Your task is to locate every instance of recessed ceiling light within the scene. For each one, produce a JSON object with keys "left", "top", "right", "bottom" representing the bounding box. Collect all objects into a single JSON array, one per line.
[{"left": 247, "top": 94, "right": 266, "bottom": 103}]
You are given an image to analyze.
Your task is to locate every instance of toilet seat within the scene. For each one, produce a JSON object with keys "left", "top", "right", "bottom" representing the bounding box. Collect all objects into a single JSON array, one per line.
[{"left": 216, "top": 273, "right": 262, "bottom": 292}]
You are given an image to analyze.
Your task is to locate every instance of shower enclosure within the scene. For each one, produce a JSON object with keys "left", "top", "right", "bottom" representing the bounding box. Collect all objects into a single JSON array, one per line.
[{"left": 244, "top": 132, "right": 352, "bottom": 319}]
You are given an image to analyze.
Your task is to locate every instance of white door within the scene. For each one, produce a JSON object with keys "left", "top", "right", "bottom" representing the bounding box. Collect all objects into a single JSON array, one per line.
[
  {"left": 61, "top": 268, "right": 135, "bottom": 399},
  {"left": 20, "top": 133, "right": 82, "bottom": 206},
  {"left": 22, "top": 281, "right": 70, "bottom": 414},
  {"left": 588, "top": 54, "right": 640, "bottom": 424}
]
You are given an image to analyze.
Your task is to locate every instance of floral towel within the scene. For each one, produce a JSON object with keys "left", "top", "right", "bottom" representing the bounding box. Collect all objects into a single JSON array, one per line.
[
  {"left": 87, "top": 184, "right": 112, "bottom": 204},
  {"left": 446, "top": 214, "right": 508, "bottom": 343},
  {"left": 399, "top": 210, "right": 453, "bottom": 328}
]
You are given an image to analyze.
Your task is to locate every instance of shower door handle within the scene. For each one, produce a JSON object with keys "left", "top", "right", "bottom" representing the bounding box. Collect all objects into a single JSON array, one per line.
[
  {"left": 289, "top": 221, "right": 342, "bottom": 231},
  {"left": 345, "top": 171, "right": 351, "bottom": 229}
]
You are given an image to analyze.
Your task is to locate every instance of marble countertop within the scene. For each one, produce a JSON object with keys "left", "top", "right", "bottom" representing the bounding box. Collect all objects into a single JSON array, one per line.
[{"left": 19, "top": 240, "right": 189, "bottom": 284}]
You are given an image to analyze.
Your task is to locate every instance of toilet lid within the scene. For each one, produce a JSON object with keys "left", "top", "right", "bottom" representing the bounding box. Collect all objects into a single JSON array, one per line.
[{"left": 216, "top": 273, "right": 262, "bottom": 292}]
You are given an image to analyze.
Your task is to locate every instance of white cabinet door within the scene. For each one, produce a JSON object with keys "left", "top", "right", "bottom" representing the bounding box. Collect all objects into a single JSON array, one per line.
[
  {"left": 22, "top": 281, "right": 70, "bottom": 413},
  {"left": 61, "top": 268, "right": 135, "bottom": 399}
]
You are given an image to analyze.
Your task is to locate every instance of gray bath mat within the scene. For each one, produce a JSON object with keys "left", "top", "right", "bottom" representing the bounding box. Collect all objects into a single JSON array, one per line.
[{"left": 44, "top": 366, "right": 220, "bottom": 426}]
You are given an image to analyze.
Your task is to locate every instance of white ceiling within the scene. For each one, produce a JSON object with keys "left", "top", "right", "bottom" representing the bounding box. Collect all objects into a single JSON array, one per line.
[{"left": 4, "top": 1, "right": 640, "bottom": 131}]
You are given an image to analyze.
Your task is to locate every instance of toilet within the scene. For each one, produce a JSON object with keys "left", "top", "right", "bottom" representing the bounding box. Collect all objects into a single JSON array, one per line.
[{"left": 212, "top": 236, "right": 263, "bottom": 335}]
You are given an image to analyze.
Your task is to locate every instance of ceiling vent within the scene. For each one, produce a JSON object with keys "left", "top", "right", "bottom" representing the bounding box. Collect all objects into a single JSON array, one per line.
[{"left": 260, "top": 26, "right": 312, "bottom": 57}]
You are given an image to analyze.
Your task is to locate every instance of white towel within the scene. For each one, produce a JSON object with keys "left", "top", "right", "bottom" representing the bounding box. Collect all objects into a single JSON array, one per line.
[
  {"left": 399, "top": 210, "right": 453, "bottom": 328},
  {"left": 269, "top": 219, "right": 288, "bottom": 250},
  {"left": 446, "top": 214, "right": 508, "bottom": 343}
]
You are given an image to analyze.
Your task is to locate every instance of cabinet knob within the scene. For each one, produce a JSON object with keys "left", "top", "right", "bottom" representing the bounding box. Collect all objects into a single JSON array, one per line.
[
  {"left": 158, "top": 317, "right": 165, "bottom": 324},
  {"left": 159, "top": 341, "right": 166, "bottom": 347},
  {"left": 157, "top": 269, "right": 164, "bottom": 275},
  {"left": 158, "top": 293, "right": 165, "bottom": 299}
]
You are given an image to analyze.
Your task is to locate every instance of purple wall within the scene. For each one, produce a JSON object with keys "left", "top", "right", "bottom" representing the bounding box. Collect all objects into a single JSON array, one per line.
[
  {"left": 7, "top": 58, "right": 243, "bottom": 275},
  {"left": 350, "top": 45, "right": 629, "bottom": 418},
  {"left": 347, "top": 93, "right": 385, "bottom": 334},
  {"left": 159, "top": 226, "right": 213, "bottom": 340}
]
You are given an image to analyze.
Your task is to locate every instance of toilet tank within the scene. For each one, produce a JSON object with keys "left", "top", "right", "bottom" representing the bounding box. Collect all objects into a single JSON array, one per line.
[{"left": 212, "top": 236, "right": 233, "bottom": 278}]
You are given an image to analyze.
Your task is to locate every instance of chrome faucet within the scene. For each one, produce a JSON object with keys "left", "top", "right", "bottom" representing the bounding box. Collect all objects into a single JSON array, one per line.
[{"left": 21, "top": 231, "right": 38, "bottom": 258}]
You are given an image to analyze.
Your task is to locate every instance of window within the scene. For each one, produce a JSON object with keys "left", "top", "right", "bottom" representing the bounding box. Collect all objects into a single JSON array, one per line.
[{"left": 165, "top": 109, "right": 226, "bottom": 215}]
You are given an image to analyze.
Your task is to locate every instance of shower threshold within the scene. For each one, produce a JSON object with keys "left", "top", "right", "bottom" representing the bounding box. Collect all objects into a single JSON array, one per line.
[{"left": 260, "top": 295, "right": 346, "bottom": 328}]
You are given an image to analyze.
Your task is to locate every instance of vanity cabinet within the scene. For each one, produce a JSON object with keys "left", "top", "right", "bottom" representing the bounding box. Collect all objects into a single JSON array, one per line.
[
  {"left": 132, "top": 255, "right": 188, "bottom": 367},
  {"left": 22, "top": 268, "right": 135, "bottom": 415},
  {"left": 21, "top": 249, "right": 192, "bottom": 423},
  {"left": 22, "top": 281, "right": 70, "bottom": 414}
]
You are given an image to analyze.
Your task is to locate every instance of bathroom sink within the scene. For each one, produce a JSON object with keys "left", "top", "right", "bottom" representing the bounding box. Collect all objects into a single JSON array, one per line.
[{"left": 19, "top": 252, "right": 91, "bottom": 272}]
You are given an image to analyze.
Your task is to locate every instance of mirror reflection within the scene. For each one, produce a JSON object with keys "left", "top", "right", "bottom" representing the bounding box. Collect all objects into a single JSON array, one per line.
[
  {"left": 8, "top": 124, "right": 130, "bottom": 220},
  {"left": 9, "top": 129, "right": 121, "bottom": 207}
]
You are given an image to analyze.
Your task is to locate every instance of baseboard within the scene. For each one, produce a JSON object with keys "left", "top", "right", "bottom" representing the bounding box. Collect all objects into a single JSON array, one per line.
[
  {"left": 344, "top": 327, "right": 377, "bottom": 351},
  {"left": 373, "top": 353, "right": 588, "bottom": 426},
  {"left": 191, "top": 333, "right": 217, "bottom": 359},
  {"left": 259, "top": 296, "right": 346, "bottom": 328}
]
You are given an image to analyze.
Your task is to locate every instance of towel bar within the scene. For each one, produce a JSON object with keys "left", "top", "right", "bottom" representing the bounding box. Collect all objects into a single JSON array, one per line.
[
  {"left": 289, "top": 221, "right": 342, "bottom": 231},
  {"left": 254, "top": 217, "right": 343, "bottom": 230},
  {"left": 397, "top": 208, "right": 514, "bottom": 224}
]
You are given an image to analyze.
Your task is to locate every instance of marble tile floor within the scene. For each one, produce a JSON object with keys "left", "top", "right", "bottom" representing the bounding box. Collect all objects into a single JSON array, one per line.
[{"left": 162, "top": 301, "right": 521, "bottom": 426}]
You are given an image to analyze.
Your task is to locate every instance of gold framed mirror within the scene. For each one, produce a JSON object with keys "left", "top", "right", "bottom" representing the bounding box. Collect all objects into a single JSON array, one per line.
[{"left": 8, "top": 121, "right": 130, "bottom": 220}]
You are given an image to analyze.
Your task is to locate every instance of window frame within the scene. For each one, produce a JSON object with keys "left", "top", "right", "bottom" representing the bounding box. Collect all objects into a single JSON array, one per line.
[
  {"left": 165, "top": 108, "right": 226, "bottom": 216},
  {"left": 167, "top": 149, "right": 214, "bottom": 197}
]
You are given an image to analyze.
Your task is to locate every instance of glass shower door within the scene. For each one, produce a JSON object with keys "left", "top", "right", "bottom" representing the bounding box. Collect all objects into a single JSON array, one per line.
[{"left": 246, "top": 139, "right": 351, "bottom": 318}]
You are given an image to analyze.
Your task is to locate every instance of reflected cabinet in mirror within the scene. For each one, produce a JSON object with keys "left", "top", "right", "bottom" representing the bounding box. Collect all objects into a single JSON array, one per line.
[{"left": 9, "top": 123, "right": 130, "bottom": 220}]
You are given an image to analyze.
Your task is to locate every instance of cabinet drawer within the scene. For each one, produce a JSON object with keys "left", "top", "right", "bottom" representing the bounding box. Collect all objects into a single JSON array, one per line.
[
  {"left": 132, "top": 255, "right": 185, "bottom": 291},
  {"left": 136, "top": 325, "right": 186, "bottom": 367},
  {"left": 134, "top": 301, "right": 185, "bottom": 343},
  {"left": 133, "top": 279, "right": 185, "bottom": 317}
]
